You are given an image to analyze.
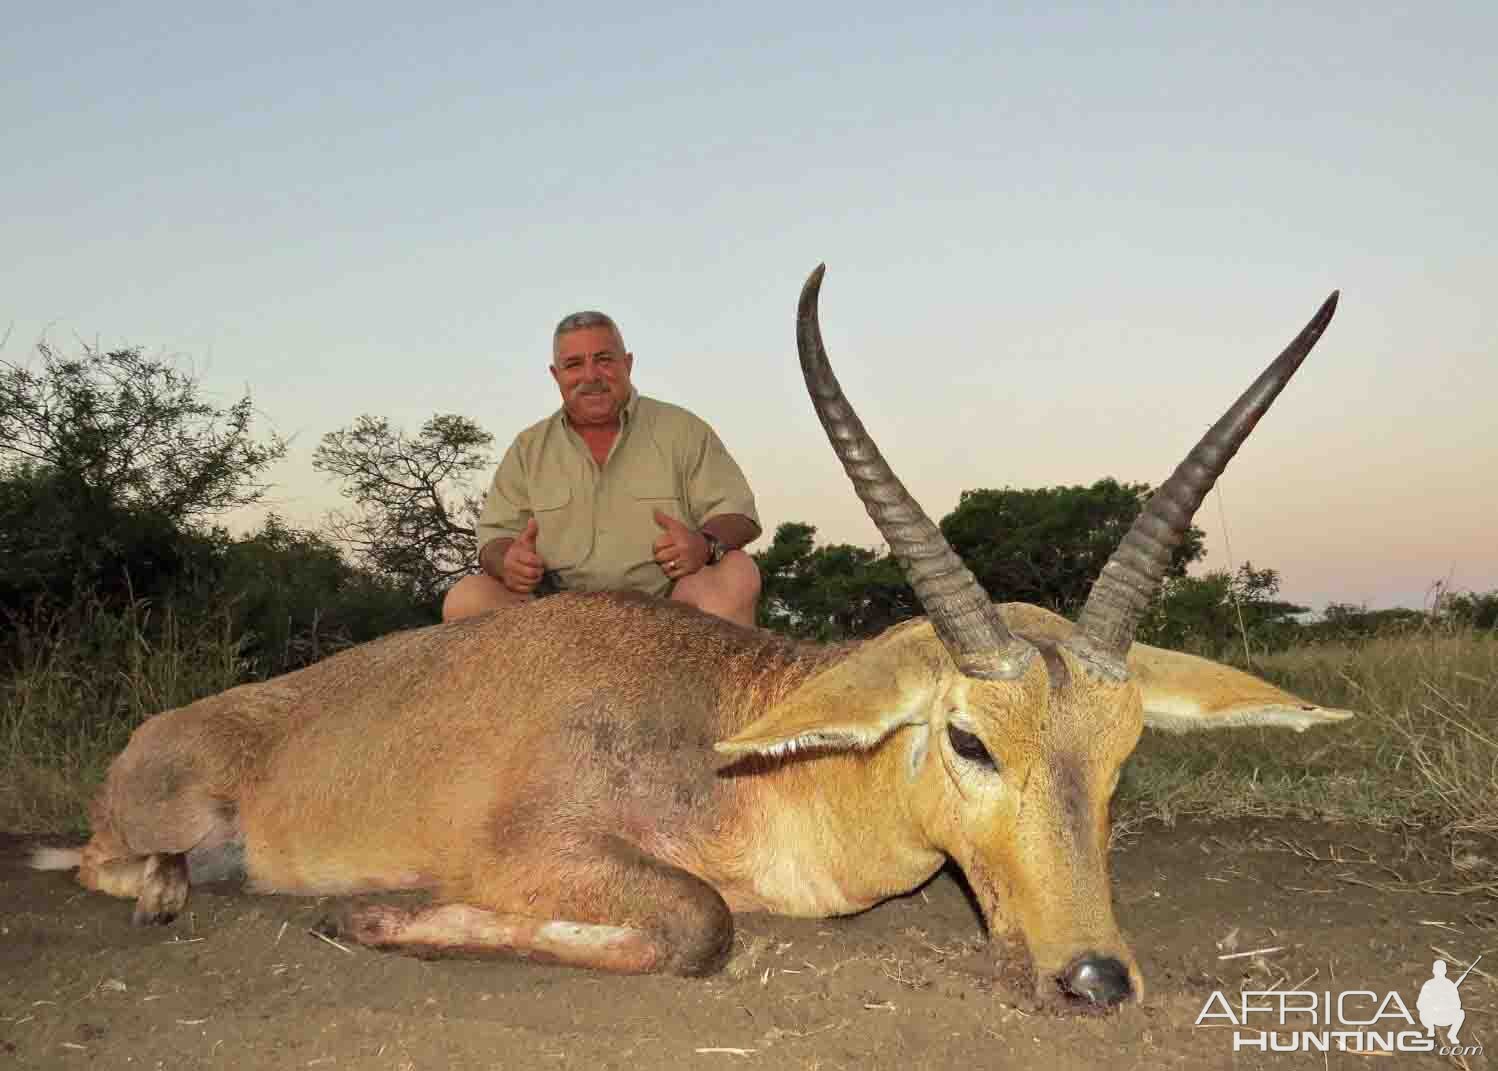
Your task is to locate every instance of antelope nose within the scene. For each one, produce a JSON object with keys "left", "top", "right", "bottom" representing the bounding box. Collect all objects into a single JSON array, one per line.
[{"left": 1061, "top": 955, "right": 1133, "bottom": 1007}]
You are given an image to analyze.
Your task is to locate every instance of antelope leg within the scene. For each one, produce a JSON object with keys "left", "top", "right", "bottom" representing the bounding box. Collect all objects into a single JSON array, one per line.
[{"left": 321, "top": 835, "right": 733, "bottom": 977}]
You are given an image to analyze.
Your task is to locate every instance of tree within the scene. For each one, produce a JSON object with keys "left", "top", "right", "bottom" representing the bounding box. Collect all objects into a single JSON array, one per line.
[
  {"left": 213, "top": 514, "right": 438, "bottom": 675},
  {"left": 1437, "top": 588, "right": 1498, "bottom": 631},
  {"left": 753, "top": 521, "right": 819, "bottom": 632},
  {"left": 313, "top": 414, "right": 494, "bottom": 604},
  {"left": 756, "top": 480, "right": 1211, "bottom": 641},
  {"left": 939, "top": 479, "right": 1206, "bottom": 616},
  {"left": 0, "top": 344, "right": 284, "bottom": 608},
  {"left": 1, "top": 344, "right": 285, "bottom": 521},
  {"left": 1140, "top": 562, "right": 1308, "bottom": 659},
  {"left": 1306, "top": 601, "right": 1428, "bottom": 642},
  {"left": 0, "top": 461, "right": 213, "bottom": 608},
  {"left": 754, "top": 522, "right": 918, "bottom": 640}
]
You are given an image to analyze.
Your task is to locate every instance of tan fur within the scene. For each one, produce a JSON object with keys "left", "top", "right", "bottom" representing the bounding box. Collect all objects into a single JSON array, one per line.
[{"left": 56, "top": 588, "right": 1355, "bottom": 1004}]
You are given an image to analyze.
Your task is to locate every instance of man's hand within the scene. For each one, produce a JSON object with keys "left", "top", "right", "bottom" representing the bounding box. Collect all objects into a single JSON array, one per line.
[
  {"left": 653, "top": 509, "right": 709, "bottom": 581},
  {"left": 502, "top": 518, "right": 546, "bottom": 594}
]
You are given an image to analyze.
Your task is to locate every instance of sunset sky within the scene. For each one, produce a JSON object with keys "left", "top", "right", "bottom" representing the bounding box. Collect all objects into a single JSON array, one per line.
[{"left": 5, "top": 3, "right": 1494, "bottom": 612}]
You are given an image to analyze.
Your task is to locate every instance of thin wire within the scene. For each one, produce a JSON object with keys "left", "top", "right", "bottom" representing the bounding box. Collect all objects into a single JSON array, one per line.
[{"left": 1215, "top": 481, "right": 1253, "bottom": 668}]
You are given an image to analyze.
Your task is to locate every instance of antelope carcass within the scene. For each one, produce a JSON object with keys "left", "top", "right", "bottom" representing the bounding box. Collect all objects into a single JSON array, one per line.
[{"left": 34, "top": 266, "right": 1353, "bottom": 1011}]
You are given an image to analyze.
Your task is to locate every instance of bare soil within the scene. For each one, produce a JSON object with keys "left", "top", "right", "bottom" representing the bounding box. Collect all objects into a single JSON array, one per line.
[{"left": 3, "top": 820, "right": 1492, "bottom": 1070}]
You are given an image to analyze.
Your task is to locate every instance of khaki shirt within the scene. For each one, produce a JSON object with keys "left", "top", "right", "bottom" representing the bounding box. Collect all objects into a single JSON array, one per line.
[{"left": 476, "top": 391, "right": 759, "bottom": 597}]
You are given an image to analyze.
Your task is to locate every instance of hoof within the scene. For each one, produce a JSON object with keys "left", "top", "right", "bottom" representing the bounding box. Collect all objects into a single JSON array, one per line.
[
  {"left": 131, "top": 853, "right": 189, "bottom": 926},
  {"left": 313, "top": 906, "right": 354, "bottom": 941}
]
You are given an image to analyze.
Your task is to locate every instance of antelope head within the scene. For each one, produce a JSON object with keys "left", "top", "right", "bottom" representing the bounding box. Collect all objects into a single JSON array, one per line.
[{"left": 719, "top": 266, "right": 1354, "bottom": 1011}]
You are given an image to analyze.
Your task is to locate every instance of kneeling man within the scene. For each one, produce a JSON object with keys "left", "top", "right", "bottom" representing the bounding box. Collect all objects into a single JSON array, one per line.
[{"left": 443, "top": 310, "right": 762, "bottom": 627}]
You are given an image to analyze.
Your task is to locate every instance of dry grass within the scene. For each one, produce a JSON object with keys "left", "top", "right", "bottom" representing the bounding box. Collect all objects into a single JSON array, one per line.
[
  {"left": 0, "top": 599, "right": 246, "bottom": 833},
  {"left": 1119, "top": 625, "right": 1498, "bottom": 844}
]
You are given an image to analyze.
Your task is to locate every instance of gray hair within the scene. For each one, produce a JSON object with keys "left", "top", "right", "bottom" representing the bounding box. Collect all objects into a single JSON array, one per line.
[{"left": 552, "top": 311, "right": 625, "bottom": 360}]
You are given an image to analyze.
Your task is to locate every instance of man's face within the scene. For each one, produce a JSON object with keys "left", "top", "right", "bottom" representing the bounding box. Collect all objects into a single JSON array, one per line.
[{"left": 551, "top": 325, "right": 634, "bottom": 427}]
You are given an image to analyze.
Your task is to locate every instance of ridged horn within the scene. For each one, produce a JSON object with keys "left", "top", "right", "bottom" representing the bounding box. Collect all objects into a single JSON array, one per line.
[
  {"left": 1074, "top": 291, "right": 1341, "bottom": 664},
  {"left": 797, "top": 265, "right": 1030, "bottom": 680}
]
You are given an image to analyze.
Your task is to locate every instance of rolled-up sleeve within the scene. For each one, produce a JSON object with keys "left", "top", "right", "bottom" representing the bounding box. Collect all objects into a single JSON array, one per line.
[
  {"left": 684, "top": 426, "right": 759, "bottom": 529},
  {"left": 475, "top": 441, "right": 530, "bottom": 550}
]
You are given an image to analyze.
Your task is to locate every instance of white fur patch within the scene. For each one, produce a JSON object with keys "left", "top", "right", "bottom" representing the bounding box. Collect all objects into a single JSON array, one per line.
[
  {"left": 1143, "top": 702, "right": 1355, "bottom": 734},
  {"left": 29, "top": 846, "right": 83, "bottom": 871},
  {"left": 719, "top": 678, "right": 937, "bottom": 758},
  {"left": 763, "top": 728, "right": 879, "bottom": 757}
]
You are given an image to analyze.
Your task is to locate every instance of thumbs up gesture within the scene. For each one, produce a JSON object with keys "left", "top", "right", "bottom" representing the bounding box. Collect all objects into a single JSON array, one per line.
[
  {"left": 653, "top": 509, "right": 707, "bottom": 581},
  {"left": 502, "top": 517, "right": 547, "bottom": 594}
]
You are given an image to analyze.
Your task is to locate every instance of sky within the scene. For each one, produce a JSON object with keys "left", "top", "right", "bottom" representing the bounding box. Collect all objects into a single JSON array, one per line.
[{"left": 4, "top": 3, "right": 1494, "bottom": 612}]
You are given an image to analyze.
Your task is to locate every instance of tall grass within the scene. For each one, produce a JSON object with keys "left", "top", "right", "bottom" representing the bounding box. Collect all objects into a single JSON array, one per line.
[
  {"left": 1120, "top": 624, "right": 1498, "bottom": 840},
  {"left": 0, "top": 599, "right": 248, "bottom": 833}
]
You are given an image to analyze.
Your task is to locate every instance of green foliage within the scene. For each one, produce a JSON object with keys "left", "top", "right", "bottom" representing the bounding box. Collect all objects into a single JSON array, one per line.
[
  {"left": 1442, "top": 589, "right": 1498, "bottom": 630},
  {"left": 1280, "top": 587, "right": 1496, "bottom": 646},
  {"left": 1138, "top": 562, "right": 1308, "bottom": 659},
  {"left": 940, "top": 479, "right": 1206, "bottom": 616},
  {"left": 755, "top": 522, "right": 918, "bottom": 640},
  {"left": 1300, "top": 602, "right": 1430, "bottom": 643},
  {"left": 0, "top": 340, "right": 443, "bottom": 701},
  {"left": 0, "top": 343, "right": 285, "bottom": 521},
  {"left": 756, "top": 480, "right": 1206, "bottom": 640},
  {"left": 0, "top": 596, "right": 247, "bottom": 833},
  {"left": 209, "top": 514, "right": 437, "bottom": 677},
  {"left": 313, "top": 414, "right": 493, "bottom": 603},
  {"left": 0, "top": 461, "right": 218, "bottom": 607},
  {"left": 0, "top": 343, "right": 284, "bottom": 611}
]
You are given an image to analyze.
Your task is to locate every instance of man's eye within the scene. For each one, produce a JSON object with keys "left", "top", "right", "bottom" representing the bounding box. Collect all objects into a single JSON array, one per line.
[{"left": 947, "top": 726, "right": 997, "bottom": 770}]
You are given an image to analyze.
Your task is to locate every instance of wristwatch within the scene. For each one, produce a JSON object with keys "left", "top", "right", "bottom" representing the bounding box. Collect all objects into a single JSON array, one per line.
[{"left": 701, "top": 531, "right": 726, "bottom": 565}]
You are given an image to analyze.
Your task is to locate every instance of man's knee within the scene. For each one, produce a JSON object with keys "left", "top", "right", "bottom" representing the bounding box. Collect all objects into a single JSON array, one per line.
[
  {"left": 681, "top": 551, "right": 759, "bottom": 602},
  {"left": 442, "top": 574, "right": 527, "bottom": 622},
  {"left": 716, "top": 550, "right": 760, "bottom": 599},
  {"left": 671, "top": 551, "right": 760, "bottom": 627}
]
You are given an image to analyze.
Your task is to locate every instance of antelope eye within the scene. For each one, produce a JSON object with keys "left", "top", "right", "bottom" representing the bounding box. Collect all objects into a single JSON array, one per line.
[{"left": 947, "top": 726, "right": 997, "bottom": 770}]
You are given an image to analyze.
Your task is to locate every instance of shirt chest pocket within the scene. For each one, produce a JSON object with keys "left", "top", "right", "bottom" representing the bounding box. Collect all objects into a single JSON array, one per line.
[
  {"left": 532, "top": 489, "right": 591, "bottom": 570},
  {"left": 627, "top": 478, "right": 688, "bottom": 530}
]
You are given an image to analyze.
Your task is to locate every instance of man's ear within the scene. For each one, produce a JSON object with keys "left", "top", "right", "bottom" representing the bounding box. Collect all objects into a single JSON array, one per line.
[
  {"left": 716, "top": 626, "right": 943, "bottom": 759},
  {"left": 1128, "top": 642, "right": 1357, "bottom": 733}
]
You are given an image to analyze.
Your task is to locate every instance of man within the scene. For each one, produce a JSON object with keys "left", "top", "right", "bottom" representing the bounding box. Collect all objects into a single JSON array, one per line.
[
  {"left": 1417, "top": 959, "right": 1466, "bottom": 1045},
  {"left": 442, "top": 311, "right": 762, "bottom": 627}
]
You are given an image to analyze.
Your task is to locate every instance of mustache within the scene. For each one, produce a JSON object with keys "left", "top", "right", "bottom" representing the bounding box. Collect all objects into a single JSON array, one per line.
[{"left": 573, "top": 384, "right": 612, "bottom": 396}]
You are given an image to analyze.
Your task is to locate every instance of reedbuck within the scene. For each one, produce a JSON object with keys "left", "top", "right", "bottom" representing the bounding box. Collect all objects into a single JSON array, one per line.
[{"left": 36, "top": 266, "right": 1353, "bottom": 1011}]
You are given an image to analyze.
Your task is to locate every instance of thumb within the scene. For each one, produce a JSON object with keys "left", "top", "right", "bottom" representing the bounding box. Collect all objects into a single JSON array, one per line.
[
  {"left": 519, "top": 517, "right": 539, "bottom": 546},
  {"left": 652, "top": 508, "right": 684, "bottom": 531}
]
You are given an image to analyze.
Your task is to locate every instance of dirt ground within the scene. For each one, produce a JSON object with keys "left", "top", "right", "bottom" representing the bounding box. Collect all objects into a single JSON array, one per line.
[{"left": 2, "top": 820, "right": 1492, "bottom": 1070}]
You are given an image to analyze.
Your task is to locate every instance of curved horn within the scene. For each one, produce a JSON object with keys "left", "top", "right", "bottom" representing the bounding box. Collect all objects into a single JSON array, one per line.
[
  {"left": 797, "top": 265, "right": 1031, "bottom": 680},
  {"left": 1075, "top": 291, "right": 1341, "bottom": 664}
]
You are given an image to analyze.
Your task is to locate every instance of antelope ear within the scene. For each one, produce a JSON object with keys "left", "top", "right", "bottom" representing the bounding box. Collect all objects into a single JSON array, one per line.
[
  {"left": 1128, "top": 642, "right": 1357, "bottom": 734},
  {"left": 715, "top": 627, "right": 943, "bottom": 759}
]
